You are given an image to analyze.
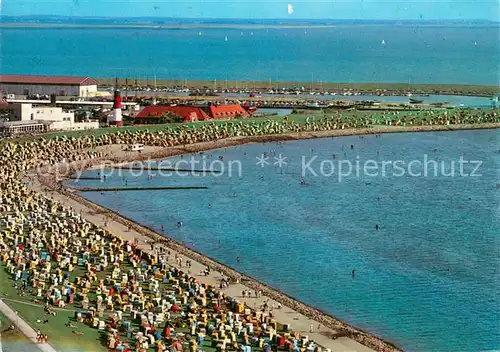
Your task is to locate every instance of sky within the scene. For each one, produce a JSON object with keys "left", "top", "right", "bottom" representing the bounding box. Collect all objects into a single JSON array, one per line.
[{"left": 2, "top": 0, "right": 499, "bottom": 21}]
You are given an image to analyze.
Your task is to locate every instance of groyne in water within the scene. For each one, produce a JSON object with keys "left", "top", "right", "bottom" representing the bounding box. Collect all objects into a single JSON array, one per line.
[
  {"left": 72, "top": 186, "right": 208, "bottom": 192},
  {"left": 109, "top": 166, "right": 220, "bottom": 173},
  {"left": 69, "top": 176, "right": 102, "bottom": 180}
]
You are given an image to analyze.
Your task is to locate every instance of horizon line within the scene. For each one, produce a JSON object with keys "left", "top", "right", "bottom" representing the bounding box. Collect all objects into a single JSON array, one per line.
[{"left": 2, "top": 15, "right": 498, "bottom": 23}]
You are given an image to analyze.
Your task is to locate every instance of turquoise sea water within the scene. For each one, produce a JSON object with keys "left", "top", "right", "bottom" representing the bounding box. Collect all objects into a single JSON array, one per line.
[
  {"left": 70, "top": 129, "right": 500, "bottom": 352},
  {"left": 2, "top": 26, "right": 499, "bottom": 84}
]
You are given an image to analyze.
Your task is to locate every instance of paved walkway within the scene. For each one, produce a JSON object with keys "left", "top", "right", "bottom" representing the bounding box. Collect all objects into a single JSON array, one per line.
[
  {"left": 0, "top": 300, "right": 57, "bottom": 352},
  {"left": 28, "top": 172, "right": 374, "bottom": 352}
]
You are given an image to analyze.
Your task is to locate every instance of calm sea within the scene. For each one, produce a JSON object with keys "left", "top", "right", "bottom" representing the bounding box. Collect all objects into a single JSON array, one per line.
[
  {"left": 1, "top": 26, "right": 499, "bottom": 85},
  {"left": 70, "top": 129, "right": 500, "bottom": 352}
]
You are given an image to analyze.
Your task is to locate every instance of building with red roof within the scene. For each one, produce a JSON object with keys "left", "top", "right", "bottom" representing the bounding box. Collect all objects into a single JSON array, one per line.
[
  {"left": 209, "top": 104, "right": 249, "bottom": 119},
  {"left": 136, "top": 103, "right": 251, "bottom": 123},
  {"left": 0, "top": 74, "right": 98, "bottom": 97},
  {"left": 136, "top": 106, "right": 210, "bottom": 122}
]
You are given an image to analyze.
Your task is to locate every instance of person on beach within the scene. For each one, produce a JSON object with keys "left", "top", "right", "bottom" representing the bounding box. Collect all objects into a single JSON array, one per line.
[{"left": 309, "top": 324, "right": 314, "bottom": 333}]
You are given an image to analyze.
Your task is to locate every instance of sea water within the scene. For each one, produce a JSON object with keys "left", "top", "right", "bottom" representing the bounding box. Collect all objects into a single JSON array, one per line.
[
  {"left": 2, "top": 26, "right": 499, "bottom": 85},
  {"left": 71, "top": 129, "right": 500, "bottom": 352}
]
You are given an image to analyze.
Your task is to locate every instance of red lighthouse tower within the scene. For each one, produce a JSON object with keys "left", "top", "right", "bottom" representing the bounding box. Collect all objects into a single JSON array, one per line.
[{"left": 107, "top": 78, "right": 123, "bottom": 127}]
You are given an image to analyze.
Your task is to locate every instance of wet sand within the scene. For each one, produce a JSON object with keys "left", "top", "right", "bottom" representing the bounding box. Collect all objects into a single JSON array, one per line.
[{"left": 30, "top": 123, "right": 500, "bottom": 352}]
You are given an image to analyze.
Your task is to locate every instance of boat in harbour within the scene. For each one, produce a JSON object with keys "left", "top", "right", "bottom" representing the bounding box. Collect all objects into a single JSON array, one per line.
[{"left": 303, "top": 101, "right": 331, "bottom": 110}]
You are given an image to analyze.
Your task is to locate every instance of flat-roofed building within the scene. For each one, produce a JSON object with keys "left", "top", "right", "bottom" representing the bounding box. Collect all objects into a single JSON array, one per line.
[
  {"left": 0, "top": 74, "right": 98, "bottom": 97},
  {"left": 0, "top": 103, "right": 99, "bottom": 134}
]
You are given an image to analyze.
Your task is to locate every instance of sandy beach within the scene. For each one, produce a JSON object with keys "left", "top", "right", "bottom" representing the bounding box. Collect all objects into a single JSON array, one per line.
[{"left": 27, "top": 123, "right": 499, "bottom": 352}]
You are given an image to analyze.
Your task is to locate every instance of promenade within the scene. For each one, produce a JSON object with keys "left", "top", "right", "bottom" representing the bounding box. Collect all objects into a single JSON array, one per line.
[{"left": 0, "top": 300, "right": 56, "bottom": 352}]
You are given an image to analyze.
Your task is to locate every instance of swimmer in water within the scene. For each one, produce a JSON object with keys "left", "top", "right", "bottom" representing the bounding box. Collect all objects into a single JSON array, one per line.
[
  {"left": 352, "top": 269, "right": 356, "bottom": 278},
  {"left": 208, "top": 204, "right": 211, "bottom": 209},
  {"left": 236, "top": 256, "right": 240, "bottom": 264},
  {"left": 300, "top": 179, "right": 306, "bottom": 185},
  {"left": 177, "top": 221, "right": 183, "bottom": 228},
  {"left": 351, "top": 145, "right": 354, "bottom": 150},
  {"left": 375, "top": 224, "right": 379, "bottom": 231}
]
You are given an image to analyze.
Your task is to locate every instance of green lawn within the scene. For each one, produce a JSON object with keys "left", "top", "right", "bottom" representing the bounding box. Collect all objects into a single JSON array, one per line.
[
  {"left": 0, "top": 263, "right": 108, "bottom": 352},
  {"left": 0, "top": 241, "right": 219, "bottom": 352}
]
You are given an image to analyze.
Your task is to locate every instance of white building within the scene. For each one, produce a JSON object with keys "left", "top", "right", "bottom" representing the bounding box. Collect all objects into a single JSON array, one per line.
[
  {"left": 0, "top": 103, "right": 99, "bottom": 135},
  {"left": 0, "top": 74, "right": 98, "bottom": 97}
]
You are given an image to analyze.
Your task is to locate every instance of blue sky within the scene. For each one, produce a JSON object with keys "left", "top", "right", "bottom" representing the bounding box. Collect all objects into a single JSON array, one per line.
[{"left": 2, "top": 0, "right": 499, "bottom": 21}]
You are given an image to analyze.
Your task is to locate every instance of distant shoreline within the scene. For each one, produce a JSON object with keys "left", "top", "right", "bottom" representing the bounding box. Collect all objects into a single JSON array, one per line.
[{"left": 2, "top": 23, "right": 500, "bottom": 29}]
